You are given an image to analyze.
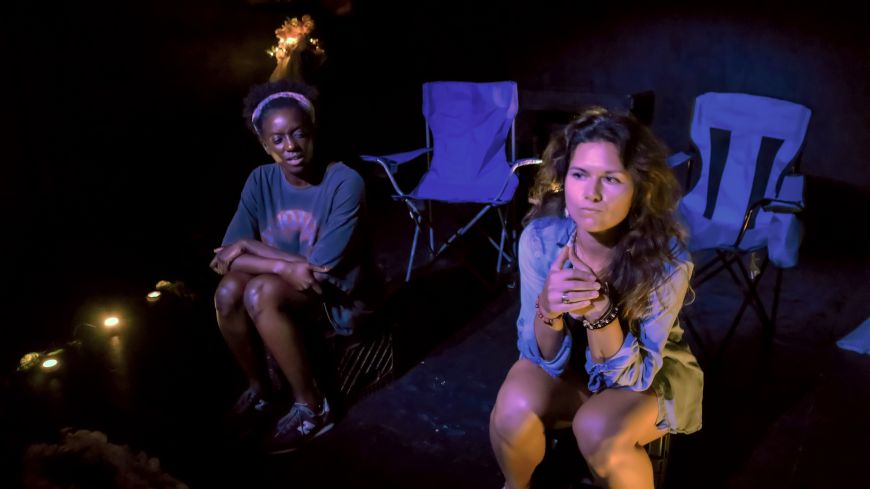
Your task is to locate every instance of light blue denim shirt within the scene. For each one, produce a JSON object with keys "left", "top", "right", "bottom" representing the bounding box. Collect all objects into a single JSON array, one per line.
[{"left": 516, "top": 216, "right": 704, "bottom": 434}]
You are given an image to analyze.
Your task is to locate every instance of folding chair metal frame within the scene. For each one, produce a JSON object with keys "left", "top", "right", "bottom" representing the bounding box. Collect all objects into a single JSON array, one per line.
[
  {"left": 670, "top": 150, "right": 805, "bottom": 363},
  {"left": 361, "top": 136, "right": 542, "bottom": 281}
]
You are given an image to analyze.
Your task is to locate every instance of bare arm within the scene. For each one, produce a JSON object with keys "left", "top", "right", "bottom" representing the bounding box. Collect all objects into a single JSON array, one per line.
[
  {"left": 210, "top": 239, "right": 305, "bottom": 276},
  {"left": 240, "top": 239, "right": 306, "bottom": 263},
  {"left": 534, "top": 313, "right": 566, "bottom": 360},
  {"left": 226, "top": 254, "right": 287, "bottom": 276},
  {"left": 585, "top": 301, "right": 622, "bottom": 363},
  {"left": 228, "top": 254, "right": 327, "bottom": 294}
]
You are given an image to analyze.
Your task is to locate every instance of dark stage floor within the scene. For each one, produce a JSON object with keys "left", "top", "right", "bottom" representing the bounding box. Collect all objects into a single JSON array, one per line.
[{"left": 2, "top": 179, "right": 869, "bottom": 489}]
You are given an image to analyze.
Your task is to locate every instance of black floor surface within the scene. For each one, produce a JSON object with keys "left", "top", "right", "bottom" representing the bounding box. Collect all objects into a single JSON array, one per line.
[{"left": 3, "top": 180, "right": 870, "bottom": 489}]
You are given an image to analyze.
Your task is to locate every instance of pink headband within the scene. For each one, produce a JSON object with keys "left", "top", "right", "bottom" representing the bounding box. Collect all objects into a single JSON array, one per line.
[{"left": 251, "top": 92, "right": 315, "bottom": 135}]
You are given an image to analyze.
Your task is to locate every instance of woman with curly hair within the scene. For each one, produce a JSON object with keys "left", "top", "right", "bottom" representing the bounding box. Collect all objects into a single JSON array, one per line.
[
  {"left": 210, "top": 79, "right": 374, "bottom": 454},
  {"left": 489, "top": 107, "right": 703, "bottom": 488}
]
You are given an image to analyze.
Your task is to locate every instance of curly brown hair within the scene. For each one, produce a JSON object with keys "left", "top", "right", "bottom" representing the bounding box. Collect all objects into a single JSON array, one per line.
[{"left": 526, "top": 107, "right": 689, "bottom": 325}]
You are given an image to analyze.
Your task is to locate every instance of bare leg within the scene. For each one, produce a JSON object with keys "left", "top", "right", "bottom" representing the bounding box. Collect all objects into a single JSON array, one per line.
[
  {"left": 489, "top": 359, "right": 590, "bottom": 489},
  {"left": 215, "top": 271, "right": 267, "bottom": 392},
  {"left": 244, "top": 274, "right": 321, "bottom": 407},
  {"left": 573, "top": 388, "right": 667, "bottom": 489}
]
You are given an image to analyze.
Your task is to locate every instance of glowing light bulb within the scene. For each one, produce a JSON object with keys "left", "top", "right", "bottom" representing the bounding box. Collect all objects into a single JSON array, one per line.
[
  {"left": 104, "top": 317, "right": 120, "bottom": 328},
  {"left": 146, "top": 291, "right": 161, "bottom": 302},
  {"left": 42, "top": 358, "right": 59, "bottom": 369}
]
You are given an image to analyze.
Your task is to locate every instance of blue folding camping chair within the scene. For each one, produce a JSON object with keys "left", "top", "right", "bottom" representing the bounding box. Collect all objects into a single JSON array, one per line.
[
  {"left": 670, "top": 92, "right": 811, "bottom": 360},
  {"left": 362, "top": 81, "right": 539, "bottom": 282}
]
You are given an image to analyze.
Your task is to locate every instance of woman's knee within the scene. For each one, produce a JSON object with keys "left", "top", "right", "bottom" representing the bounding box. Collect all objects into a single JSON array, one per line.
[
  {"left": 242, "top": 275, "right": 289, "bottom": 320},
  {"left": 573, "top": 407, "right": 624, "bottom": 477},
  {"left": 214, "top": 272, "right": 249, "bottom": 319},
  {"left": 490, "top": 385, "right": 545, "bottom": 446}
]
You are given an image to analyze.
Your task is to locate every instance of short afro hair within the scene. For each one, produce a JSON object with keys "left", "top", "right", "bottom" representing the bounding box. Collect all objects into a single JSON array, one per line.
[{"left": 242, "top": 79, "right": 319, "bottom": 136}]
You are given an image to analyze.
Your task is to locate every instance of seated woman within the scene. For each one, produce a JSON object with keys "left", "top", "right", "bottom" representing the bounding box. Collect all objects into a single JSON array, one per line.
[
  {"left": 210, "top": 79, "right": 373, "bottom": 454},
  {"left": 489, "top": 108, "right": 703, "bottom": 488}
]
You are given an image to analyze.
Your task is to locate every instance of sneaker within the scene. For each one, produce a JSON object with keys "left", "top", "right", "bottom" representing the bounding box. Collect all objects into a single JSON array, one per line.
[
  {"left": 264, "top": 398, "right": 334, "bottom": 454},
  {"left": 231, "top": 385, "right": 271, "bottom": 416},
  {"left": 224, "top": 386, "right": 272, "bottom": 439}
]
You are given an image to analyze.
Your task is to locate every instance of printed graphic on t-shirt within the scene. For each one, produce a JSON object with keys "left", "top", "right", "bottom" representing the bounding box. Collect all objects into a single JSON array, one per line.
[{"left": 261, "top": 208, "right": 318, "bottom": 253}]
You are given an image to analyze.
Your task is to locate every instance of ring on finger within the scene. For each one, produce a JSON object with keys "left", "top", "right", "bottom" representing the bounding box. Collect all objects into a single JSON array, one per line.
[{"left": 561, "top": 292, "right": 570, "bottom": 304}]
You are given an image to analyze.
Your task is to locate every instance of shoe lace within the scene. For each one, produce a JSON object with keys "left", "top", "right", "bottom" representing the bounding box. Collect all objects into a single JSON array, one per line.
[
  {"left": 297, "top": 419, "right": 316, "bottom": 436},
  {"left": 275, "top": 404, "right": 311, "bottom": 436}
]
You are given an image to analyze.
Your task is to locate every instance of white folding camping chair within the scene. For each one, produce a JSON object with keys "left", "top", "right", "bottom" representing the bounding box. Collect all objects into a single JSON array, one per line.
[{"left": 670, "top": 92, "right": 811, "bottom": 360}]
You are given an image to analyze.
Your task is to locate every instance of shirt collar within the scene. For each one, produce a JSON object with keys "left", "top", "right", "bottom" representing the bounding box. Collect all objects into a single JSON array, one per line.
[{"left": 555, "top": 215, "right": 576, "bottom": 248}]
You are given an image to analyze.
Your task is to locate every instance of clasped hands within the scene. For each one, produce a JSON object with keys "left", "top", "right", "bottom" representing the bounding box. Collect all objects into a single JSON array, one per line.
[
  {"left": 538, "top": 243, "right": 611, "bottom": 323},
  {"left": 210, "top": 239, "right": 328, "bottom": 294}
]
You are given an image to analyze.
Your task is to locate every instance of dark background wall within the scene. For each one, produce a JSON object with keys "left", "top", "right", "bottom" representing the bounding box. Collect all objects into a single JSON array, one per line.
[
  {"left": 3, "top": 0, "right": 868, "bottom": 360},
  {"left": 509, "top": 2, "right": 870, "bottom": 189}
]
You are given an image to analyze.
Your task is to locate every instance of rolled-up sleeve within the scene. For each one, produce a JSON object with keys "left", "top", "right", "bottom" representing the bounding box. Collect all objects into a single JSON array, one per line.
[
  {"left": 516, "top": 224, "right": 573, "bottom": 377},
  {"left": 309, "top": 173, "right": 364, "bottom": 269},
  {"left": 308, "top": 171, "right": 365, "bottom": 294},
  {"left": 585, "top": 261, "right": 692, "bottom": 392},
  {"left": 222, "top": 170, "right": 261, "bottom": 246}
]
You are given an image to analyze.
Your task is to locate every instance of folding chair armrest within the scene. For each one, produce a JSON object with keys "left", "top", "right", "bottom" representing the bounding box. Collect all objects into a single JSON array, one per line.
[
  {"left": 734, "top": 193, "right": 803, "bottom": 247},
  {"left": 734, "top": 199, "right": 770, "bottom": 248},
  {"left": 510, "top": 158, "right": 544, "bottom": 173},
  {"left": 762, "top": 199, "right": 803, "bottom": 214},
  {"left": 766, "top": 174, "right": 804, "bottom": 213},
  {"left": 490, "top": 158, "right": 544, "bottom": 202},
  {"left": 360, "top": 148, "right": 432, "bottom": 173},
  {"left": 359, "top": 155, "right": 394, "bottom": 173},
  {"left": 360, "top": 148, "right": 432, "bottom": 197},
  {"left": 667, "top": 151, "right": 695, "bottom": 168},
  {"left": 668, "top": 151, "right": 698, "bottom": 193}
]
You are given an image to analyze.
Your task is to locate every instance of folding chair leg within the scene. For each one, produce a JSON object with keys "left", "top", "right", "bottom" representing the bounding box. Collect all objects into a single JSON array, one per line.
[
  {"left": 761, "top": 267, "right": 782, "bottom": 365},
  {"left": 761, "top": 266, "right": 784, "bottom": 354},
  {"left": 406, "top": 224, "right": 421, "bottom": 282},
  {"left": 481, "top": 213, "right": 514, "bottom": 263},
  {"left": 497, "top": 224, "right": 507, "bottom": 274},
  {"left": 495, "top": 207, "right": 513, "bottom": 275},
  {"left": 719, "top": 252, "right": 772, "bottom": 329},
  {"left": 692, "top": 249, "right": 788, "bottom": 368},
  {"left": 771, "top": 267, "right": 783, "bottom": 332},
  {"left": 401, "top": 198, "right": 518, "bottom": 282},
  {"left": 428, "top": 206, "right": 435, "bottom": 258},
  {"left": 694, "top": 252, "right": 737, "bottom": 287},
  {"left": 694, "top": 251, "right": 771, "bottom": 366},
  {"left": 733, "top": 256, "right": 773, "bottom": 329},
  {"left": 434, "top": 205, "right": 493, "bottom": 256},
  {"left": 713, "top": 292, "right": 753, "bottom": 364},
  {"left": 697, "top": 251, "right": 730, "bottom": 277}
]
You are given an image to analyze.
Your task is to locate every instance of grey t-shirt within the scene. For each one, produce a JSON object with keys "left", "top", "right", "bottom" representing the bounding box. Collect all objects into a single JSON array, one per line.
[{"left": 222, "top": 162, "right": 372, "bottom": 333}]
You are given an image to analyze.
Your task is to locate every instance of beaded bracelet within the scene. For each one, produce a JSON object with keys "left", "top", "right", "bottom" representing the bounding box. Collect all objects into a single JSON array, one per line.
[
  {"left": 580, "top": 301, "right": 620, "bottom": 330},
  {"left": 534, "top": 297, "right": 563, "bottom": 330}
]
